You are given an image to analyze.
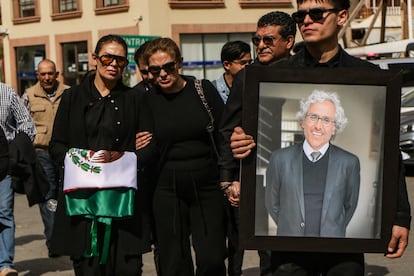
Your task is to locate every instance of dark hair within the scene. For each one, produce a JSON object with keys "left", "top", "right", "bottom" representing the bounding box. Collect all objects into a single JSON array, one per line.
[
  {"left": 220, "top": 41, "right": 251, "bottom": 63},
  {"left": 143, "top": 37, "right": 182, "bottom": 64},
  {"left": 296, "top": 0, "right": 350, "bottom": 10},
  {"left": 257, "top": 11, "right": 296, "bottom": 39},
  {"left": 133, "top": 40, "right": 151, "bottom": 65},
  {"left": 94, "top": 34, "right": 128, "bottom": 56}
]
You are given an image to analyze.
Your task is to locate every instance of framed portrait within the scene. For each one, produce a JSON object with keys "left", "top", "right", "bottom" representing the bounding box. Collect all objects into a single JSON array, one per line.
[{"left": 239, "top": 67, "right": 402, "bottom": 253}]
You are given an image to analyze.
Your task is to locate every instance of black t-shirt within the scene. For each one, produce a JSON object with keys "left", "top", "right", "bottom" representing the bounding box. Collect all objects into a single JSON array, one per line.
[{"left": 147, "top": 77, "right": 223, "bottom": 171}]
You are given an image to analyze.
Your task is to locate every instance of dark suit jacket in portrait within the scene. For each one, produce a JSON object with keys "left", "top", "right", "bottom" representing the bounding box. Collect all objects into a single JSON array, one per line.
[{"left": 265, "top": 143, "right": 360, "bottom": 238}]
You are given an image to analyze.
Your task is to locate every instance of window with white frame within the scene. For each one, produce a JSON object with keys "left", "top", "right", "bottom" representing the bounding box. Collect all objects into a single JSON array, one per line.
[
  {"left": 95, "top": 0, "right": 128, "bottom": 15},
  {"left": 51, "top": 0, "right": 81, "bottom": 20},
  {"left": 19, "top": 0, "right": 35, "bottom": 17},
  {"left": 104, "top": 0, "right": 122, "bottom": 6},
  {"left": 60, "top": 0, "right": 77, "bottom": 12},
  {"left": 13, "top": 0, "right": 39, "bottom": 24}
]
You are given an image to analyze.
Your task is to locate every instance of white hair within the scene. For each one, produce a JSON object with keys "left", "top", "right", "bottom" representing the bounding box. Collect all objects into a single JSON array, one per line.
[{"left": 296, "top": 89, "right": 348, "bottom": 133}]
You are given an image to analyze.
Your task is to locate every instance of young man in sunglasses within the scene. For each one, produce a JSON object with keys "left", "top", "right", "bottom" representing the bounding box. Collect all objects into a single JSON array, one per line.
[
  {"left": 227, "top": 0, "right": 411, "bottom": 275},
  {"left": 133, "top": 41, "right": 154, "bottom": 93},
  {"left": 217, "top": 11, "right": 296, "bottom": 276}
]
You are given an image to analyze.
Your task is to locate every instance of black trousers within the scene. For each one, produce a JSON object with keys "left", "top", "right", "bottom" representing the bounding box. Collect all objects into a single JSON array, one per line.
[
  {"left": 226, "top": 204, "right": 244, "bottom": 276},
  {"left": 272, "top": 252, "right": 364, "bottom": 276},
  {"left": 153, "top": 165, "right": 227, "bottom": 276},
  {"left": 72, "top": 253, "right": 143, "bottom": 276}
]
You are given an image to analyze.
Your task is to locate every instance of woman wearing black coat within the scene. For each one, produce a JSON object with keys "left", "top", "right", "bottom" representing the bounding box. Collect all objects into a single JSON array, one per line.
[
  {"left": 140, "top": 37, "right": 226, "bottom": 276},
  {"left": 49, "top": 34, "right": 156, "bottom": 275}
]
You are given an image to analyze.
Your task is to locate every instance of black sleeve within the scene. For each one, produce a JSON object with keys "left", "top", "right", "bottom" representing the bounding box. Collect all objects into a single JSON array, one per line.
[
  {"left": 0, "top": 127, "right": 8, "bottom": 181},
  {"left": 135, "top": 91, "right": 159, "bottom": 168},
  {"left": 202, "top": 79, "right": 224, "bottom": 131},
  {"left": 202, "top": 79, "right": 224, "bottom": 152},
  {"left": 394, "top": 153, "right": 411, "bottom": 228},
  {"left": 49, "top": 89, "right": 72, "bottom": 166},
  {"left": 217, "top": 69, "right": 245, "bottom": 182}
]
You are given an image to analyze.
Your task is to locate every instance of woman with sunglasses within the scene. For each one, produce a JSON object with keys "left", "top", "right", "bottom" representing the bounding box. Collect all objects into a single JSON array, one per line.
[
  {"left": 141, "top": 37, "right": 226, "bottom": 276},
  {"left": 49, "top": 34, "right": 155, "bottom": 275}
]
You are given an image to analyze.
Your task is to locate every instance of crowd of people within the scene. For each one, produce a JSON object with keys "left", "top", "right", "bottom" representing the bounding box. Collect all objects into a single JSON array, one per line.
[{"left": 0, "top": 0, "right": 411, "bottom": 276}]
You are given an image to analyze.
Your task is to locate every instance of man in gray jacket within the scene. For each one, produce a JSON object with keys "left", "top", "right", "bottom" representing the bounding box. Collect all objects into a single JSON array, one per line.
[{"left": 266, "top": 90, "right": 359, "bottom": 238}]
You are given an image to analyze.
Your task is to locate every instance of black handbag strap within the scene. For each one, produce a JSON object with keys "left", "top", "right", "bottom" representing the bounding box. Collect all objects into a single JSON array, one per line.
[
  {"left": 195, "top": 79, "right": 215, "bottom": 130},
  {"left": 194, "top": 79, "right": 220, "bottom": 159}
]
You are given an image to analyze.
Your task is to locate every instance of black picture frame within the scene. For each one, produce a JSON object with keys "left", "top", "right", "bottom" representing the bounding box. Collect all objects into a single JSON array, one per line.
[{"left": 239, "top": 67, "right": 402, "bottom": 253}]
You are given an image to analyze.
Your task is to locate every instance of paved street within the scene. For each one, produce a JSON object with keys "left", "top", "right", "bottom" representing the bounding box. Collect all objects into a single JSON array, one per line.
[{"left": 13, "top": 178, "right": 414, "bottom": 275}]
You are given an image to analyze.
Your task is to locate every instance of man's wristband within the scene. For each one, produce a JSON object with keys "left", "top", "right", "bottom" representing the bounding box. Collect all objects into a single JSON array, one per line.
[{"left": 220, "top": 182, "right": 232, "bottom": 191}]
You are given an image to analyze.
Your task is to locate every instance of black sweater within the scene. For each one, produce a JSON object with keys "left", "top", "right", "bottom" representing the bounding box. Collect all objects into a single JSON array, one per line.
[{"left": 147, "top": 77, "right": 224, "bottom": 171}]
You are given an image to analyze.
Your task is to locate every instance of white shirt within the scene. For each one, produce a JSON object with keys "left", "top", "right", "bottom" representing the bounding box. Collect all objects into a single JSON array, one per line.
[{"left": 302, "top": 140, "right": 329, "bottom": 162}]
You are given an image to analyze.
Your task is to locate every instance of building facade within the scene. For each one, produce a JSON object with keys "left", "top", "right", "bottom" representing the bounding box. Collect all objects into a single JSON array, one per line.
[
  {"left": 0, "top": 0, "right": 299, "bottom": 94},
  {"left": 0, "top": 0, "right": 407, "bottom": 93}
]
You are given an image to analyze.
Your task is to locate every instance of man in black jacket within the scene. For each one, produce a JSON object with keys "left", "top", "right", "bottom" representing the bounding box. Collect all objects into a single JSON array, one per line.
[
  {"left": 218, "top": 11, "right": 296, "bottom": 276},
  {"left": 219, "top": 12, "right": 296, "bottom": 197},
  {"left": 220, "top": 0, "right": 410, "bottom": 275}
]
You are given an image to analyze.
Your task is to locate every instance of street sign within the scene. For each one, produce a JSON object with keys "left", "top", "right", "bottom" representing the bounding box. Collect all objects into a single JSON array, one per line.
[{"left": 120, "top": 35, "right": 159, "bottom": 65}]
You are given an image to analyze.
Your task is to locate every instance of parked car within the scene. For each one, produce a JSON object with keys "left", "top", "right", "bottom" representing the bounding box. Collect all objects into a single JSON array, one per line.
[
  {"left": 369, "top": 58, "right": 414, "bottom": 175},
  {"left": 400, "top": 89, "right": 414, "bottom": 175}
]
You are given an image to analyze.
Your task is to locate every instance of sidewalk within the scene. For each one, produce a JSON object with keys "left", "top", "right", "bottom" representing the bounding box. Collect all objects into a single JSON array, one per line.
[{"left": 13, "top": 179, "right": 414, "bottom": 275}]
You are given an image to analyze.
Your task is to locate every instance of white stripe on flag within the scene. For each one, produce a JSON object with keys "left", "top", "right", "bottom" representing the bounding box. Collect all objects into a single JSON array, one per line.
[{"left": 63, "top": 149, "right": 137, "bottom": 192}]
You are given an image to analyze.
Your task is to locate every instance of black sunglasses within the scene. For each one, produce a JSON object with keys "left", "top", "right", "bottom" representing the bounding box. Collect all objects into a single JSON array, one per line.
[
  {"left": 139, "top": 69, "right": 149, "bottom": 75},
  {"left": 148, "top": 61, "right": 176, "bottom": 75},
  {"left": 252, "top": 35, "right": 279, "bottom": 47},
  {"left": 292, "top": 8, "right": 338, "bottom": 24},
  {"left": 97, "top": 54, "right": 129, "bottom": 68}
]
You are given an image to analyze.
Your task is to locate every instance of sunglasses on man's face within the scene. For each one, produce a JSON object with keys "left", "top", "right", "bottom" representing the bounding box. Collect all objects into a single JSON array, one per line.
[
  {"left": 139, "top": 69, "right": 149, "bottom": 75},
  {"left": 291, "top": 8, "right": 338, "bottom": 24},
  {"left": 251, "top": 35, "right": 279, "bottom": 47},
  {"left": 148, "top": 61, "right": 177, "bottom": 75},
  {"left": 97, "top": 54, "right": 129, "bottom": 68}
]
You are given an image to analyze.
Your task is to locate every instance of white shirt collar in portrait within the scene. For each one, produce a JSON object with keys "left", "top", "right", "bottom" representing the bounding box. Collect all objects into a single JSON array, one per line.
[{"left": 302, "top": 140, "right": 329, "bottom": 162}]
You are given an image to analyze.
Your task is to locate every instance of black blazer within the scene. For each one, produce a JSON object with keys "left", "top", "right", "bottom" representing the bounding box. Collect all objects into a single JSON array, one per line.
[
  {"left": 49, "top": 73, "right": 157, "bottom": 257},
  {"left": 8, "top": 132, "right": 49, "bottom": 206}
]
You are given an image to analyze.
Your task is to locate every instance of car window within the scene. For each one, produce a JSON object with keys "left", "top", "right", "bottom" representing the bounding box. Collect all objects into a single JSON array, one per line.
[{"left": 401, "top": 87, "right": 414, "bottom": 107}]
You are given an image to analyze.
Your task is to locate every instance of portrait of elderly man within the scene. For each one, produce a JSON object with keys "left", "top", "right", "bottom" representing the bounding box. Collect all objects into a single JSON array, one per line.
[{"left": 265, "top": 89, "right": 360, "bottom": 238}]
